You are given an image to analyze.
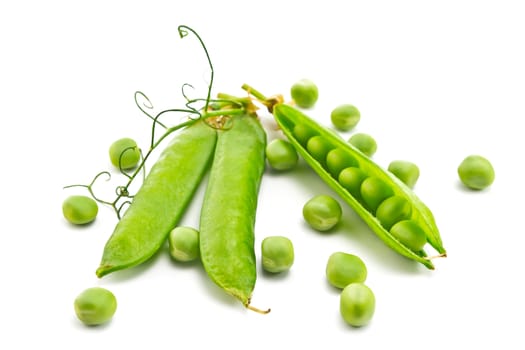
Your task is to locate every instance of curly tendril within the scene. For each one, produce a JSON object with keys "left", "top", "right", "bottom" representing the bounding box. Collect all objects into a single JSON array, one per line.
[{"left": 134, "top": 91, "right": 167, "bottom": 129}]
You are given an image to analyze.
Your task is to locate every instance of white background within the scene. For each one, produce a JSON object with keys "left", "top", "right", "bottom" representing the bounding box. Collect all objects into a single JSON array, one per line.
[{"left": 2, "top": 1, "right": 525, "bottom": 349}]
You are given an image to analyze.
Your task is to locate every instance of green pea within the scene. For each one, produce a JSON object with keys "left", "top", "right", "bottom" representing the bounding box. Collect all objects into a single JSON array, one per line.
[
  {"left": 338, "top": 167, "right": 368, "bottom": 199},
  {"left": 348, "top": 133, "right": 377, "bottom": 157},
  {"left": 266, "top": 139, "right": 298, "bottom": 171},
  {"left": 292, "top": 124, "right": 317, "bottom": 147},
  {"left": 74, "top": 287, "right": 117, "bottom": 326},
  {"left": 306, "top": 135, "right": 333, "bottom": 165},
  {"left": 457, "top": 155, "right": 495, "bottom": 190},
  {"left": 326, "top": 252, "right": 367, "bottom": 289},
  {"left": 326, "top": 148, "right": 358, "bottom": 179},
  {"left": 261, "top": 236, "right": 294, "bottom": 273},
  {"left": 62, "top": 195, "right": 98, "bottom": 225},
  {"left": 331, "top": 104, "right": 360, "bottom": 131},
  {"left": 388, "top": 160, "right": 420, "bottom": 189},
  {"left": 340, "top": 283, "right": 375, "bottom": 327},
  {"left": 376, "top": 195, "right": 412, "bottom": 230},
  {"left": 360, "top": 177, "right": 394, "bottom": 213},
  {"left": 302, "top": 194, "right": 342, "bottom": 232},
  {"left": 390, "top": 220, "right": 427, "bottom": 252},
  {"left": 109, "top": 137, "right": 141, "bottom": 170},
  {"left": 290, "top": 79, "right": 319, "bottom": 108},
  {"left": 168, "top": 226, "right": 200, "bottom": 262}
]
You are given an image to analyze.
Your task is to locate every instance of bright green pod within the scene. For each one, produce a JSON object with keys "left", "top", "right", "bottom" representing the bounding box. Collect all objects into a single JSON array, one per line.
[
  {"left": 326, "top": 148, "right": 358, "bottom": 179},
  {"left": 272, "top": 103, "right": 445, "bottom": 269},
  {"left": 96, "top": 119, "right": 217, "bottom": 277},
  {"left": 199, "top": 114, "right": 267, "bottom": 310}
]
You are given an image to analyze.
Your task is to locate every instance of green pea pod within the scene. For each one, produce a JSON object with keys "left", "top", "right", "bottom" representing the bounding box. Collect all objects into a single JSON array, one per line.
[
  {"left": 273, "top": 103, "right": 446, "bottom": 269},
  {"left": 96, "top": 119, "right": 217, "bottom": 277},
  {"left": 199, "top": 114, "right": 267, "bottom": 309}
]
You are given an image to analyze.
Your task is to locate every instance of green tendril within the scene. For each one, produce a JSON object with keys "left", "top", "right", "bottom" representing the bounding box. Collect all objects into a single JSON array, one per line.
[{"left": 135, "top": 91, "right": 167, "bottom": 129}]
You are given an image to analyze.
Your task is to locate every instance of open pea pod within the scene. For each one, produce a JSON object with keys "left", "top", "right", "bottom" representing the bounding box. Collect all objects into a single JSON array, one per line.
[{"left": 273, "top": 103, "right": 446, "bottom": 269}]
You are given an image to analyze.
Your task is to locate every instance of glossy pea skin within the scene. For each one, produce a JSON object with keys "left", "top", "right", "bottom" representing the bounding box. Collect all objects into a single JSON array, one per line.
[
  {"left": 74, "top": 287, "right": 117, "bottom": 326},
  {"left": 360, "top": 177, "right": 394, "bottom": 213},
  {"left": 338, "top": 167, "right": 368, "bottom": 199},
  {"left": 331, "top": 104, "right": 360, "bottom": 131},
  {"left": 388, "top": 160, "right": 420, "bottom": 189},
  {"left": 390, "top": 220, "right": 427, "bottom": 252},
  {"left": 306, "top": 135, "right": 333, "bottom": 165},
  {"left": 326, "top": 148, "right": 358, "bottom": 179},
  {"left": 62, "top": 195, "right": 98, "bottom": 225},
  {"left": 261, "top": 236, "right": 294, "bottom": 273},
  {"left": 348, "top": 133, "right": 377, "bottom": 157},
  {"left": 290, "top": 79, "right": 319, "bottom": 108},
  {"left": 168, "top": 226, "right": 200, "bottom": 262},
  {"left": 457, "top": 155, "right": 495, "bottom": 190},
  {"left": 109, "top": 137, "right": 141, "bottom": 170},
  {"left": 340, "top": 283, "right": 375, "bottom": 327},
  {"left": 303, "top": 194, "right": 342, "bottom": 232},
  {"left": 266, "top": 139, "right": 298, "bottom": 171},
  {"left": 326, "top": 252, "right": 367, "bottom": 289},
  {"left": 293, "top": 124, "right": 317, "bottom": 147},
  {"left": 376, "top": 195, "right": 412, "bottom": 230}
]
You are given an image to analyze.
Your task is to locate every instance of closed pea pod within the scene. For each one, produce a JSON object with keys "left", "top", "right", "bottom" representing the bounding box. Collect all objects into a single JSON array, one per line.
[
  {"left": 271, "top": 103, "right": 446, "bottom": 269},
  {"left": 96, "top": 119, "right": 217, "bottom": 277},
  {"left": 199, "top": 113, "right": 268, "bottom": 312}
]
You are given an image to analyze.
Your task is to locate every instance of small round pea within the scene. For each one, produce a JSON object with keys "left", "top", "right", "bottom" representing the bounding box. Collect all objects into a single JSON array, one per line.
[
  {"left": 326, "top": 252, "right": 367, "bottom": 289},
  {"left": 290, "top": 79, "right": 319, "bottom": 108},
  {"left": 376, "top": 195, "right": 412, "bottom": 230},
  {"left": 303, "top": 194, "right": 342, "bottom": 232},
  {"left": 62, "top": 195, "right": 98, "bottom": 225},
  {"left": 348, "top": 133, "right": 377, "bottom": 157},
  {"left": 109, "top": 137, "right": 141, "bottom": 170},
  {"left": 360, "top": 177, "right": 394, "bottom": 213},
  {"left": 331, "top": 104, "right": 360, "bottom": 131},
  {"left": 293, "top": 124, "right": 317, "bottom": 147},
  {"left": 388, "top": 160, "right": 420, "bottom": 189},
  {"left": 74, "top": 287, "right": 117, "bottom": 326},
  {"left": 457, "top": 155, "right": 495, "bottom": 190},
  {"left": 306, "top": 135, "right": 333, "bottom": 165},
  {"left": 261, "top": 236, "right": 294, "bottom": 273},
  {"left": 168, "top": 226, "right": 200, "bottom": 262},
  {"left": 338, "top": 167, "right": 368, "bottom": 199},
  {"left": 266, "top": 139, "right": 298, "bottom": 171},
  {"left": 390, "top": 220, "right": 427, "bottom": 252},
  {"left": 340, "top": 283, "right": 375, "bottom": 327},
  {"left": 326, "top": 148, "right": 358, "bottom": 179}
]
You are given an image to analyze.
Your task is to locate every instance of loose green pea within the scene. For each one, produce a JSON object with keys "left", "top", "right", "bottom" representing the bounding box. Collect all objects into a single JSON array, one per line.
[
  {"left": 338, "top": 167, "right": 368, "bottom": 199},
  {"left": 340, "top": 283, "right": 375, "bottom": 327},
  {"left": 457, "top": 155, "right": 495, "bottom": 190},
  {"left": 168, "top": 226, "right": 200, "bottom": 262},
  {"left": 261, "top": 236, "right": 295, "bottom": 273},
  {"left": 303, "top": 194, "right": 342, "bottom": 232},
  {"left": 326, "top": 252, "right": 367, "bottom": 289},
  {"left": 390, "top": 220, "right": 427, "bottom": 252},
  {"left": 326, "top": 148, "right": 358, "bottom": 179},
  {"left": 266, "top": 139, "right": 298, "bottom": 171},
  {"left": 331, "top": 104, "right": 360, "bottom": 131},
  {"left": 306, "top": 135, "right": 333, "bottom": 165},
  {"left": 293, "top": 124, "right": 317, "bottom": 147},
  {"left": 74, "top": 287, "right": 117, "bottom": 326},
  {"left": 290, "top": 79, "right": 319, "bottom": 108},
  {"left": 360, "top": 177, "right": 394, "bottom": 213},
  {"left": 109, "top": 137, "right": 141, "bottom": 170},
  {"left": 62, "top": 195, "right": 98, "bottom": 225},
  {"left": 388, "top": 160, "right": 420, "bottom": 189},
  {"left": 376, "top": 195, "right": 412, "bottom": 230},
  {"left": 348, "top": 133, "right": 377, "bottom": 157}
]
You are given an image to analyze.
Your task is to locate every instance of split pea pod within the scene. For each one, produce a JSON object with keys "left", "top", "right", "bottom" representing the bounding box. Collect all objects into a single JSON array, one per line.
[
  {"left": 96, "top": 119, "right": 217, "bottom": 277},
  {"left": 272, "top": 103, "right": 446, "bottom": 269},
  {"left": 199, "top": 113, "right": 267, "bottom": 310}
]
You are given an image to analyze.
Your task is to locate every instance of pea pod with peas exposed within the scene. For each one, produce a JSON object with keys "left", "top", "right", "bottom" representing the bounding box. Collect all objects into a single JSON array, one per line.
[
  {"left": 96, "top": 119, "right": 217, "bottom": 277},
  {"left": 199, "top": 113, "right": 268, "bottom": 311},
  {"left": 272, "top": 103, "right": 446, "bottom": 269}
]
